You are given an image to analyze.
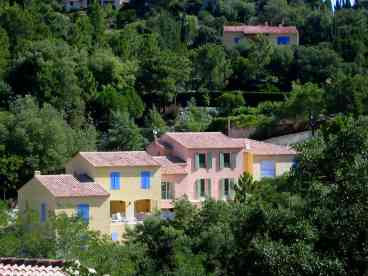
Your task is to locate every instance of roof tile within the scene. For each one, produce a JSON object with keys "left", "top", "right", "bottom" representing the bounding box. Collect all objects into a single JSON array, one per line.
[
  {"left": 164, "top": 132, "right": 244, "bottom": 149},
  {"left": 224, "top": 25, "right": 298, "bottom": 34},
  {"left": 35, "top": 174, "right": 109, "bottom": 198},
  {"left": 0, "top": 258, "right": 66, "bottom": 276},
  {"left": 153, "top": 156, "right": 187, "bottom": 175},
  {"left": 234, "top": 138, "right": 297, "bottom": 155},
  {"left": 79, "top": 151, "right": 160, "bottom": 167}
]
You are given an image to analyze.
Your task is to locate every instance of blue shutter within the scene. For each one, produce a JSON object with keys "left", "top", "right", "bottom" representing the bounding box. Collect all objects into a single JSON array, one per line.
[
  {"left": 110, "top": 172, "right": 121, "bottom": 190},
  {"left": 40, "top": 203, "right": 47, "bottom": 223},
  {"left": 146, "top": 172, "right": 151, "bottom": 189},
  {"left": 277, "top": 36, "right": 290, "bottom": 45},
  {"left": 115, "top": 172, "right": 121, "bottom": 189},
  {"left": 110, "top": 173, "right": 114, "bottom": 189},
  {"left": 141, "top": 172, "right": 145, "bottom": 189},
  {"left": 261, "top": 160, "right": 276, "bottom": 178},
  {"left": 77, "top": 204, "right": 90, "bottom": 224},
  {"left": 141, "top": 171, "right": 151, "bottom": 189},
  {"left": 111, "top": 232, "right": 119, "bottom": 241},
  {"left": 292, "top": 159, "right": 299, "bottom": 169}
]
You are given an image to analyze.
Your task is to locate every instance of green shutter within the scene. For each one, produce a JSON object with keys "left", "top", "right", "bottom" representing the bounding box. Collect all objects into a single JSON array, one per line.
[
  {"left": 195, "top": 180, "right": 200, "bottom": 199},
  {"left": 207, "top": 179, "right": 212, "bottom": 198},
  {"left": 229, "top": 178, "right": 235, "bottom": 200},
  {"left": 207, "top": 152, "right": 212, "bottom": 169},
  {"left": 219, "top": 153, "right": 224, "bottom": 169},
  {"left": 195, "top": 153, "right": 200, "bottom": 169},
  {"left": 219, "top": 179, "right": 224, "bottom": 199},
  {"left": 231, "top": 153, "right": 237, "bottom": 169}
]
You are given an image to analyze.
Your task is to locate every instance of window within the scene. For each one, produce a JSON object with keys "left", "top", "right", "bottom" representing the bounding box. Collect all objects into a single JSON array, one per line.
[
  {"left": 40, "top": 203, "right": 47, "bottom": 223},
  {"left": 224, "top": 153, "right": 231, "bottom": 168},
  {"left": 277, "top": 36, "right": 290, "bottom": 45},
  {"left": 234, "top": 37, "right": 241, "bottom": 44},
  {"left": 111, "top": 232, "right": 119, "bottom": 241},
  {"left": 200, "top": 179, "right": 206, "bottom": 197},
  {"left": 261, "top": 160, "right": 276, "bottom": 178},
  {"left": 195, "top": 153, "right": 213, "bottom": 169},
  {"left": 141, "top": 171, "right": 151, "bottom": 189},
  {"left": 220, "top": 153, "right": 236, "bottom": 169},
  {"left": 224, "top": 179, "right": 230, "bottom": 197},
  {"left": 77, "top": 204, "right": 90, "bottom": 224},
  {"left": 198, "top": 153, "right": 206, "bottom": 168},
  {"left": 220, "top": 178, "right": 234, "bottom": 200},
  {"left": 195, "top": 179, "right": 211, "bottom": 199},
  {"left": 110, "top": 172, "right": 121, "bottom": 190},
  {"left": 161, "top": 182, "right": 173, "bottom": 200}
]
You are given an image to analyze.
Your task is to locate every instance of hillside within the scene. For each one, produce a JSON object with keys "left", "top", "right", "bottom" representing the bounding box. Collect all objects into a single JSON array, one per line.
[{"left": 0, "top": 0, "right": 367, "bottom": 197}]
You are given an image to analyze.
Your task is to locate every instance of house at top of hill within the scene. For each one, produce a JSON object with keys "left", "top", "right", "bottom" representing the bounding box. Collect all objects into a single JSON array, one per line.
[
  {"left": 18, "top": 132, "right": 297, "bottom": 241},
  {"left": 223, "top": 24, "right": 299, "bottom": 47},
  {"left": 63, "top": 0, "right": 129, "bottom": 12}
]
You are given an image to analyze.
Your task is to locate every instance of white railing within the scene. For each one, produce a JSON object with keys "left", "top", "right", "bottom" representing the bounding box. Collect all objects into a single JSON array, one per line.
[{"left": 111, "top": 212, "right": 151, "bottom": 224}]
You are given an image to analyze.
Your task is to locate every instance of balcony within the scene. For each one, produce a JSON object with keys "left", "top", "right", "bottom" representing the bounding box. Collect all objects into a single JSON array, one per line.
[{"left": 110, "top": 199, "right": 152, "bottom": 225}]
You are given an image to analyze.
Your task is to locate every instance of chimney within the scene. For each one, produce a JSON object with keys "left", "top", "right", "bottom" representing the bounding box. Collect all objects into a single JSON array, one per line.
[
  {"left": 34, "top": 170, "right": 41, "bottom": 176},
  {"left": 153, "top": 129, "right": 158, "bottom": 142}
]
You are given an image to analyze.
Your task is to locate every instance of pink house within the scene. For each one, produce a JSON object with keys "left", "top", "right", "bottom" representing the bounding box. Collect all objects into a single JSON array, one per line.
[{"left": 147, "top": 132, "right": 245, "bottom": 209}]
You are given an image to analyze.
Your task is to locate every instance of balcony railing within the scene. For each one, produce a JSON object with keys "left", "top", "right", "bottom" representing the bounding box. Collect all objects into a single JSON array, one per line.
[{"left": 111, "top": 212, "right": 151, "bottom": 224}]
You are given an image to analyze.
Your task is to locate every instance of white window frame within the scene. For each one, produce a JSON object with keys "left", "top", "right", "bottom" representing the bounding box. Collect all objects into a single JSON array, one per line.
[{"left": 161, "top": 181, "right": 174, "bottom": 200}]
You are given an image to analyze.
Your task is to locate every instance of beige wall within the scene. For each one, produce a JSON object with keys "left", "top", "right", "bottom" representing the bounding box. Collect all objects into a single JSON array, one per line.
[
  {"left": 18, "top": 178, "right": 56, "bottom": 220},
  {"left": 18, "top": 176, "right": 110, "bottom": 235},
  {"left": 223, "top": 32, "right": 299, "bottom": 47},
  {"left": 65, "top": 156, "right": 162, "bottom": 240},
  {"left": 93, "top": 166, "right": 161, "bottom": 210},
  {"left": 252, "top": 155, "right": 295, "bottom": 181},
  {"left": 55, "top": 196, "right": 110, "bottom": 235}
]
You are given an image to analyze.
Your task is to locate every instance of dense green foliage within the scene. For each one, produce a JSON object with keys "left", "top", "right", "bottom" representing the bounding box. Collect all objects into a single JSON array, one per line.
[
  {"left": 0, "top": 1, "right": 367, "bottom": 194},
  {"left": 0, "top": 116, "right": 367, "bottom": 275}
]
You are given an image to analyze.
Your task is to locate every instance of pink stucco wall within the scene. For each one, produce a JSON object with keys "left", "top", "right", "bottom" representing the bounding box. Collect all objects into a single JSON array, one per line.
[
  {"left": 182, "top": 149, "right": 244, "bottom": 200},
  {"left": 152, "top": 135, "right": 244, "bottom": 207}
]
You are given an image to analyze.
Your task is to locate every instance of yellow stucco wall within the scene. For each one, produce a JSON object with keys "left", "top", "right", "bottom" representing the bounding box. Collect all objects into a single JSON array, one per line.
[
  {"left": 93, "top": 166, "right": 161, "bottom": 210},
  {"left": 65, "top": 156, "right": 162, "bottom": 240},
  {"left": 55, "top": 197, "right": 110, "bottom": 235},
  {"left": 252, "top": 155, "right": 295, "bottom": 181},
  {"left": 244, "top": 152, "right": 254, "bottom": 175},
  {"left": 18, "top": 176, "right": 110, "bottom": 235},
  {"left": 18, "top": 178, "right": 56, "bottom": 220},
  {"left": 223, "top": 32, "right": 299, "bottom": 47}
]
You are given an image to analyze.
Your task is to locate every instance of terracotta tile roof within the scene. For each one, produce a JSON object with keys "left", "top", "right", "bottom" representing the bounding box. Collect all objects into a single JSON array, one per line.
[
  {"left": 164, "top": 132, "right": 244, "bottom": 149},
  {"left": 79, "top": 151, "right": 160, "bottom": 167},
  {"left": 153, "top": 156, "right": 187, "bottom": 175},
  {"left": 35, "top": 174, "right": 109, "bottom": 198},
  {"left": 0, "top": 258, "right": 66, "bottom": 276},
  {"left": 224, "top": 25, "right": 298, "bottom": 34},
  {"left": 234, "top": 138, "right": 297, "bottom": 155}
]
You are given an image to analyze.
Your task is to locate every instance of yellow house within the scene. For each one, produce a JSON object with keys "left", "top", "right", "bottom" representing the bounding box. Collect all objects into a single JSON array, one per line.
[
  {"left": 18, "top": 173, "right": 110, "bottom": 234},
  {"left": 18, "top": 151, "right": 162, "bottom": 241}
]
